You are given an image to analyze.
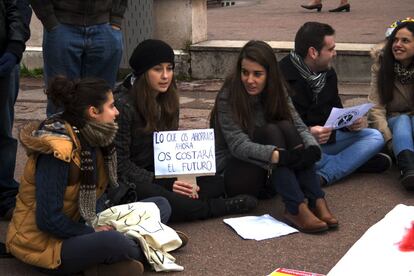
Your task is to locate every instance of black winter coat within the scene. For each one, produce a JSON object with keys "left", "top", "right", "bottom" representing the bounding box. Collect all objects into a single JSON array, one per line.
[
  {"left": 0, "top": 0, "right": 30, "bottom": 61},
  {"left": 279, "top": 55, "right": 343, "bottom": 144}
]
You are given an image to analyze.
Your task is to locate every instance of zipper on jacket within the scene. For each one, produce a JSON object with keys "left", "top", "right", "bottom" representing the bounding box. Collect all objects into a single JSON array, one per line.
[
  {"left": 266, "top": 165, "right": 273, "bottom": 184},
  {"left": 84, "top": 0, "right": 92, "bottom": 26}
]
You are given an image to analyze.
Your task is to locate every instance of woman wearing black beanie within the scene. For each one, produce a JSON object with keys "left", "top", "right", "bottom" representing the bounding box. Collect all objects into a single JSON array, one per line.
[{"left": 113, "top": 39, "right": 258, "bottom": 222}]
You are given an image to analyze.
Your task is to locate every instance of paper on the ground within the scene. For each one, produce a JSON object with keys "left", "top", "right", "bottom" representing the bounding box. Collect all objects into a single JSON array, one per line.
[
  {"left": 328, "top": 204, "right": 414, "bottom": 276},
  {"left": 323, "top": 103, "right": 373, "bottom": 129},
  {"left": 223, "top": 214, "right": 298, "bottom": 241}
]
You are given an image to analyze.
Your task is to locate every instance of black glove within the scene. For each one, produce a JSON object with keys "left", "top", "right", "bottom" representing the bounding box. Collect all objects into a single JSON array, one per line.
[
  {"left": 301, "top": 145, "right": 321, "bottom": 168},
  {"left": 277, "top": 148, "right": 303, "bottom": 168},
  {"left": 0, "top": 52, "right": 18, "bottom": 77}
]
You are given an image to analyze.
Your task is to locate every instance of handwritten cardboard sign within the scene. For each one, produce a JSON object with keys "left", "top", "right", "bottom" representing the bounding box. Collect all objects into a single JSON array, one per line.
[{"left": 153, "top": 129, "right": 216, "bottom": 178}]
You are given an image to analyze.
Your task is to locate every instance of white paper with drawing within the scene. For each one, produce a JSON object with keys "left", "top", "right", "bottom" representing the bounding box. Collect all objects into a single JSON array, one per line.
[
  {"left": 324, "top": 103, "right": 374, "bottom": 129},
  {"left": 153, "top": 129, "right": 216, "bottom": 178}
]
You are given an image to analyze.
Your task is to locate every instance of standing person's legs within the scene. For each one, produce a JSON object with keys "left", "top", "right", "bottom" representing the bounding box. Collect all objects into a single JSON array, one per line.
[
  {"left": 0, "top": 66, "right": 19, "bottom": 218},
  {"left": 316, "top": 129, "right": 384, "bottom": 185},
  {"left": 82, "top": 23, "right": 123, "bottom": 88},
  {"left": 388, "top": 114, "right": 414, "bottom": 156},
  {"left": 51, "top": 231, "right": 144, "bottom": 275},
  {"left": 43, "top": 24, "right": 84, "bottom": 116}
]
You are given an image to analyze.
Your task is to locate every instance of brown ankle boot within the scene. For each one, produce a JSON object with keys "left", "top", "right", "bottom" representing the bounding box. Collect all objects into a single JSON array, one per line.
[
  {"left": 84, "top": 260, "right": 144, "bottom": 276},
  {"left": 283, "top": 202, "right": 328, "bottom": 233},
  {"left": 311, "top": 198, "right": 339, "bottom": 229}
]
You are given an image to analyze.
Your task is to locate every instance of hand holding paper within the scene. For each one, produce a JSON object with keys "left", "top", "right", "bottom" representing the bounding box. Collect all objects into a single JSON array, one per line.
[
  {"left": 324, "top": 103, "right": 373, "bottom": 130},
  {"left": 347, "top": 117, "right": 364, "bottom": 132},
  {"left": 309, "top": 125, "right": 332, "bottom": 144}
]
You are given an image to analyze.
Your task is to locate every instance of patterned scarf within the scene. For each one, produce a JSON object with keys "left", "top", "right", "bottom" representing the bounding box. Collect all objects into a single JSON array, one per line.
[
  {"left": 62, "top": 112, "right": 118, "bottom": 225},
  {"left": 394, "top": 62, "right": 414, "bottom": 84},
  {"left": 289, "top": 51, "right": 327, "bottom": 103}
]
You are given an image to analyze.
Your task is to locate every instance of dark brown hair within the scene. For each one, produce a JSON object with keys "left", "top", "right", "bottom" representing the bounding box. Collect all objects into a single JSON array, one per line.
[
  {"left": 294, "top": 22, "right": 335, "bottom": 58},
  {"left": 46, "top": 75, "right": 111, "bottom": 118},
  {"left": 130, "top": 72, "right": 179, "bottom": 133},
  {"left": 211, "top": 40, "right": 292, "bottom": 134},
  {"left": 377, "top": 21, "right": 414, "bottom": 104}
]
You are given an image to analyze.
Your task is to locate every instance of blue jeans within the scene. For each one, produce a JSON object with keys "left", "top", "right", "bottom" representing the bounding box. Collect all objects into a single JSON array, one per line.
[
  {"left": 317, "top": 128, "right": 384, "bottom": 185},
  {"left": 388, "top": 114, "right": 414, "bottom": 156},
  {"left": 0, "top": 66, "right": 20, "bottom": 216},
  {"left": 43, "top": 23, "right": 123, "bottom": 116}
]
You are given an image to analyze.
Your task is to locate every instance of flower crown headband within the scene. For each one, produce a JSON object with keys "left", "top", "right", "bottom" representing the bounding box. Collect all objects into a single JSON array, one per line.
[{"left": 385, "top": 17, "right": 414, "bottom": 38}]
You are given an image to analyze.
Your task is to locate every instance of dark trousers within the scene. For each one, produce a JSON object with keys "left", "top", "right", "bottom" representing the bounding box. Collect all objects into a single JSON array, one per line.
[
  {"left": 135, "top": 175, "right": 227, "bottom": 222},
  {"left": 0, "top": 66, "right": 19, "bottom": 217},
  {"left": 224, "top": 122, "right": 324, "bottom": 214},
  {"left": 44, "top": 197, "right": 170, "bottom": 275}
]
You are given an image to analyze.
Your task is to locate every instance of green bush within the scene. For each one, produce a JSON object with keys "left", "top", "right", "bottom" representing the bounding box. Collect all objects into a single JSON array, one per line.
[{"left": 20, "top": 64, "right": 43, "bottom": 78}]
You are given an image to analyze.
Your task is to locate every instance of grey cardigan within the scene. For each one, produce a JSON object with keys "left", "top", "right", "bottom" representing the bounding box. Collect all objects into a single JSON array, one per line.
[{"left": 214, "top": 86, "right": 320, "bottom": 174}]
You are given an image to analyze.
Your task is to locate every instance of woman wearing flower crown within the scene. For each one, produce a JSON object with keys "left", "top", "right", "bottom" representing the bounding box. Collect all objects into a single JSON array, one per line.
[{"left": 368, "top": 19, "right": 414, "bottom": 189}]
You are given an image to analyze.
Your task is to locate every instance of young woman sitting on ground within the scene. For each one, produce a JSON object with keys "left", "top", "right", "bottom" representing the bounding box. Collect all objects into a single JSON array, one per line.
[
  {"left": 369, "top": 20, "right": 414, "bottom": 189},
  {"left": 210, "top": 40, "right": 338, "bottom": 233},
  {"left": 6, "top": 76, "right": 172, "bottom": 275}
]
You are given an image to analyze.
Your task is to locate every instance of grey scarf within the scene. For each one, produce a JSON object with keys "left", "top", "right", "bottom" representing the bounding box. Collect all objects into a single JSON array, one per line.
[{"left": 289, "top": 51, "right": 327, "bottom": 103}]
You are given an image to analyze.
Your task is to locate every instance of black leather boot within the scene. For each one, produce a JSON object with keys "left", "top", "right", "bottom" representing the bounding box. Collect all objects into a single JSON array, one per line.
[
  {"left": 224, "top": 194, "right": 258, "bottom": 214},
  {"left": 210, "top": 194, "right": 258, "bottom": 217},
  {"left": 397, "top": 150, "right": 414, "bottom": 190}
]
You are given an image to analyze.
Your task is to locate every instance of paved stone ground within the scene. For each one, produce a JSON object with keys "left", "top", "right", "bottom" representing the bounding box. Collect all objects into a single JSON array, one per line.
[
  {"left": 2, "top": 77, "right": 414, "bottom": 275},
  {"left": 208, "top": 0, "right": 414, "bottom": 43}
]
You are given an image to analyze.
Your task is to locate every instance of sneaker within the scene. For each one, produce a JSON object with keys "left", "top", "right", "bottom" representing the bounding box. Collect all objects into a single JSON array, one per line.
[
  {"left": 224, "top": 194, "right": 258, "bottom": 214},
  {"left": 356, "top": 152, "right": 392, "bottom": 173}
]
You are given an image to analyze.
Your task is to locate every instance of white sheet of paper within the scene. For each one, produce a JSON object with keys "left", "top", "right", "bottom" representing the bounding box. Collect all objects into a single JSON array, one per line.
[
  {"left": 324, "top": 103, "right": 374, "bottom": 129},
  {"left": 328, "top": 204, "right": 414, "bottom": 276},
  {"left": 223, "top": 214, "right": 298, "bottom": 241}
]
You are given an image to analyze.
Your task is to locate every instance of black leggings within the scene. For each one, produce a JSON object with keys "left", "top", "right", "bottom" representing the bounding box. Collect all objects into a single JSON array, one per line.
[
  {"left": 224, "top": 121, "right": 324, "bottom": 213},
  {"left": 135, "top": 175, "right": 228, "bottom": 222},
  {"left": 224, "top": 121, "right": 303, "bottom": 197}
]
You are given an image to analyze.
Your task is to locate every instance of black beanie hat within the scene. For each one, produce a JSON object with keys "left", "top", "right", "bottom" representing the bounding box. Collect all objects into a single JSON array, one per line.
[{"left": 129, "top": 39, "right": 175, "bottom": 77}]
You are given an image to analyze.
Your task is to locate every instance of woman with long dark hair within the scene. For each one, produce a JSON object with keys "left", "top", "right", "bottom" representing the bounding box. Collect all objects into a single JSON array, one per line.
[
  {"left": 369, "top": 20, "right": 414, "bottom": 189},
  {"left": 6, "top": 76, "right": 172, "bottom": 275},
  {"left": 210, "top": 40, "right": 338, "bottom": 234},
  {"left": 114, "top": 39, "right": 257, "bottom": 223}
]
